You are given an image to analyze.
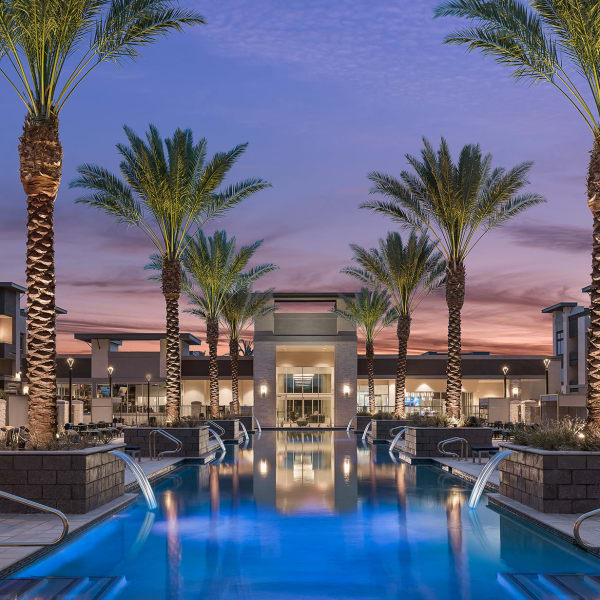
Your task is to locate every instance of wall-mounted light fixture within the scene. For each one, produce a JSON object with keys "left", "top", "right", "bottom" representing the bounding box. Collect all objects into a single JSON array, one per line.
[
  {"left": 512, "top": 386, "right": 519, "bottom": 398},
  {"left": 259, "top": 459, "right": 268, "bottom": 476},
  {"left": 343, "top": 385, "right": 350, "bottom": 398},
  {"left": 260, "top": 385, "right": 267, "bottom": 398},
  {"left": 22, "top": 385, "right": 29, "bottom": 395},
  {"left": 343, "top": 456, "right": 351, "bottom": 476},
  {"left": 14, "top": 371, "right": 21, "bottom": 381}
]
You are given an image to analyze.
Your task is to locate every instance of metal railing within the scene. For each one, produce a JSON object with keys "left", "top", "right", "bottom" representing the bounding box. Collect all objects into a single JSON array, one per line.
[
  {"left": 0, "top": 490, "right": 69, "bottom": 546},
  {"left": 361, "top": 420, "right": 373, "bottom": 442},
  {"left": 438, "top": 437, "right": 470, "bottom": 460},
  {"left": 202, "top": 426, "right": 226, "bottom": 455},
  {"left": 574, "top": 507, "right": 600, "bottom": 549},
  {"left": 204, "top": 420, "right": 225, "bottom": 436},
  {"left": 149, "top": 429, "right": 183, "bottom": 460},
  {"left": 110, "top": 450, "right": 157, "bottom": 510},
  {"left": 388, "top": 427, "right": 408, "bottom": 455},
  {"left": 468, "top": 450, "right": 513, "bottom": 509}
]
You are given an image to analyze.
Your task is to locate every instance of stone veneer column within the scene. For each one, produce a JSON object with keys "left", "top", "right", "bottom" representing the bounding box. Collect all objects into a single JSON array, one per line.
[
  {"left": 0, "top": 399, "right": 5, "bottom": 427},
  {"left": 253, "top": 341, "right": 277, "bottom": 427},
  {"left": 334, "top": 339, "right": 357, "bottom": 427},
  {"left": 72, "top": 400, "right": 84, "bottom": 425}
]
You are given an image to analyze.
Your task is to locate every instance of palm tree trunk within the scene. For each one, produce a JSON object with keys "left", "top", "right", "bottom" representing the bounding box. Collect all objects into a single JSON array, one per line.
[
  {"left": 230, "top": 337, "right": 240, "bottom": 414},
  {"left": 162, "top": 258, "right": 181, "bottom": 423},
  {"left": 587, "top": 137, "right": 600, "bottom": 430},
  {"left": 366, "top": 340, "right": 375, "bottom": 413},
  {"left": 207, "top": 317, "right": 220, "bottom": 418},
  {"left": 395, "top": 315, "right": 411, "bottom": 417},
  {"left": 19, "top": 114, "right": 62, "bottom": 445},
  {"left": 445, "top": 261, "right": 465, "bottom": 419}
]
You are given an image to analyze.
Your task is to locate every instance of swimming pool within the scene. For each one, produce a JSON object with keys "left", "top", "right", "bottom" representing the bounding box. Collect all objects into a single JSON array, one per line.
[{"left": 11, "top": 431, "right": 600, "bottom": 599}]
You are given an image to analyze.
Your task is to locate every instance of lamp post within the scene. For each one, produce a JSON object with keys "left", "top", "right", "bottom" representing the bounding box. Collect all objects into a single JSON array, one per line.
[
  {"left": 502, "top": 365, "right": 509, "bottom": 398},
  {"left": 107, "top": 366, "right": 114, "bottom": 423},
  {"left": 146, "top": 374, "right": 152, "bottom": 423},
  {"left": 543, "top": 358, "right": 551, "bottom": 395},
  {"left": 66, "top": 358, "right": 74, "bottom": 423}
]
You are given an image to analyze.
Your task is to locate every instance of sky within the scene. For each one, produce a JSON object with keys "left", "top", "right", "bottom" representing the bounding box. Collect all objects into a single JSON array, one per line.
[{"left": 0, "top": 0, "right": 592, "bottom": 356}]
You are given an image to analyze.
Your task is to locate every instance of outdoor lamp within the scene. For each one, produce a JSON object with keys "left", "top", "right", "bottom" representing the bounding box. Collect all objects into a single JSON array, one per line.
[
  {"left": 502, "top": 365, "right": 509, "bottom": 376},
  {"left": 145, "top": 374, "right": 152, "bottom": 422},
  {"left": 14, "top": 371, "right": 20, "bottom": 381},
  {"left": 22, "top": 385, "right": 29, "bottom": 395},
  {"left": 343, "top": 385, "right": 350, "bottom": 398},
  {"left": 107, "top": 366, "right": 114, "bottom": 398},
  {"left": 543, "top": 358, "right": 551, "bottom": 394},
  {"left": 260, "top": 385, "right": 267, "bottom": 397},
  {"left": 502, "top": 365, "right": 509, "bottom": 398}
]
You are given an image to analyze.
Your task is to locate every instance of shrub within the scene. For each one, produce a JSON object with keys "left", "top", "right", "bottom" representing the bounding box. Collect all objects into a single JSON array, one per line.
[
  {"left": 459, "top": 416, "right": 484, "bottom": 428},
  {"left": 511, "top": 418, "right": 600, "bottom": 451},
  {"left": 373, "top": 411, "right": 396, "bottom": 420},
  {"left": 410, "top": 414, "right": 451, "bottom": 428},
  {"left": 356, "top": 409, "right": 371, "bottom": 416}
]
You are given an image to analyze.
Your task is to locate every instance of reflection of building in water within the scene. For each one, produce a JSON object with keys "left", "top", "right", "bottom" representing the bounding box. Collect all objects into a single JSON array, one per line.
[
  {"left": 252, "top": 431, "right": 357, "bottom": 514},
  {"left": 164, "top": 490, "right": 182, "bottom": 600}
]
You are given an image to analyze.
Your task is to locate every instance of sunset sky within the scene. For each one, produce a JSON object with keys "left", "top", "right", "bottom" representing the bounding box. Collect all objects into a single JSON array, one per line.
[{"left": 0, "top": 0, "right": 590, "bottom": 356}]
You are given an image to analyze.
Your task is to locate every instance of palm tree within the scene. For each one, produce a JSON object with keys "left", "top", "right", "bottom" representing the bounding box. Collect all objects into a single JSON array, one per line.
[
  {"left": 183, "top": 231, "right": 277, "bottom": 418},
  {"left": 239, "top": 340, "right": 254, "bottom": 356},
  {"left": 342, "top": 232, "right": 445, "bottom": 417},
  {"left": 222, "top": 286, "right": 276, "bottom": 414},
  {"left": 72, "top": 126, "right": 269, "bottom": 422},
  {"left": 0, "top": 0, "right": 203, "bottom": 442},
  {"left": 331, "top": 288, "right": 396, "bottom": 414},
  {"left": 434, "top": 1, "right": 600, "bottom": 427},
  {"left": 362, "top": 138, "right": 544, "bottom": 418}
]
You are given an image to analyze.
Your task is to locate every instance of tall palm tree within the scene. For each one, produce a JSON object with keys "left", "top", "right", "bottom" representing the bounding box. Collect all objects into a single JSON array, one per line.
[
  {"left": 72, "top": 126, "right": 269, "bottom": 422},
  {"left": 434, "top": 1, "right": 600, "bottom": 427},
  {"left": 0, "top": 0, "right": 203, "bottom": 442},
  {"left": 183, "top": 231, "right": 276, "bottom": 418},
  {"left": 222, "top": 286, "right": 276, "bottom": 414},
  {"left": 239, "top": 340, "right": 254, "bottom": 356},
  {"left": 362, "top": 138, "right": 544, "bottom": 418},
  {"left": 331, "top": 288, "right": 396, "bottom": 414},
  {"left": 342, "top": 232, "right": 445, "bottom": 417}
]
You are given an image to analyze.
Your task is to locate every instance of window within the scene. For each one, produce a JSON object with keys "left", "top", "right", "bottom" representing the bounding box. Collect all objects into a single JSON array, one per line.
[{"left": 556, "top": 330, "right": 564, "bottom": 356}]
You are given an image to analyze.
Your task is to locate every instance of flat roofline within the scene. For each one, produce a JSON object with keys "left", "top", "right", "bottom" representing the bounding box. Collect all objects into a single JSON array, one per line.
[
  {"left": 541, "top": 302, "right": 578, "bottom": 313},
  {"left": 273, "top": 292, "right": 357, "bottom": 302},
  {"left": 74, "top": 332, "right": 202, "bottom": 345},
  {"left": 0, "top": 282, "right": 26, "bottom": 293}
]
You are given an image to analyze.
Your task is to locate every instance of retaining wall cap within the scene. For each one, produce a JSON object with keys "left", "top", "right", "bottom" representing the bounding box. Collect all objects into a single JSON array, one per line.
[
  {"left": 499, "top": 442, "right": 600, "bottom": 456},
  {"left": 0, "top": 443, "right": 125, "bottom": 456}
]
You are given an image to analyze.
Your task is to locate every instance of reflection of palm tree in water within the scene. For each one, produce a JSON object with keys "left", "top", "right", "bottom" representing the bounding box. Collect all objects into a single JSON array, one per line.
[
  {"left": 164, "top": 491, "right": 182, "bottom": 600},
  {"left": 445, "top": 492, "right": 471, "bottom": 599}
]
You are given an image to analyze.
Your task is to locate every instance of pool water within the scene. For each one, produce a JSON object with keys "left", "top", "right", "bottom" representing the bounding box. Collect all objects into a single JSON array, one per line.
[{"left": 15, "top": 431, "right": 600, "bottom": 599}]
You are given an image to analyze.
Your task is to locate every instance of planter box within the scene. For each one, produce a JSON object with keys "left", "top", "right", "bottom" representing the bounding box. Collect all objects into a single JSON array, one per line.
[
  {"left": 368, "top": 419, "right": 414, "bottom": 442},
  {"left": 354, "top": 415, "right": 372, "bottom": 433},
  {"left": 202, "top": 419, "right": 241, "bottom": 443},
  {"left": 404, "top": 427, "right": 493, "bottom": 457},
  {"left": 499, "top": 443, "right": 600, "bottom": 514},
  {"left": 0, "top": 444, "right": 125, "bottom": 514},
  {"left": 124, "top": 427, "right": 210, "bottom": 458}
]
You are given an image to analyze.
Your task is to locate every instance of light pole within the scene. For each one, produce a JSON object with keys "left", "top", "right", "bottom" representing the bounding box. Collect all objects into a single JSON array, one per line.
[
  {"left": 66, "top": 358, "right": 74, "bottom": 423},
  {"left": 502, "top": 365, "right": 509, "bottom": 398},
  {"left": 146, "top": 374, "right": 152, "bottom": 423},
  {"left": 107, "top": 366, "right": 114, "bottom": 423},
  {"left": 543, "top": 358, "right": 551, "bottom": 395}
]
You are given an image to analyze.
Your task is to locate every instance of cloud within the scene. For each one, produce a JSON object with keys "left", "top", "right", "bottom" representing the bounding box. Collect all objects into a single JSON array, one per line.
[{"left": 503, "top": 222, "right": 590, "bottom": 254}]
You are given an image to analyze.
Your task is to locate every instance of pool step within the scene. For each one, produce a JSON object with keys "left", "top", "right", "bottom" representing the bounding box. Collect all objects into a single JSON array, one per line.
[
  {"left": 499, "top": 572, "right": 600, "bottom": 599},
  {"left": 0, "top": 575, "right": 126, "bottom": 599}
]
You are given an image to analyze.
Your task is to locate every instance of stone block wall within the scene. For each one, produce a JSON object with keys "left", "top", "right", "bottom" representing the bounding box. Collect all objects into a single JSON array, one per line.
[
  {"left": 237, "top": 416, "right": 255, "bottom": 435},
  {"left": 354, "top": 415, "right": 371, "bottom": 433},
  {"left": 404, "top": 427, "right": 493, "bottom": 457},
  {"left": 124, "top": 427, "right": 210, "bottom": 457},
  {"left": 0, "top": 399, "right": 5, "bottom": 428},
  {"left": 203, "top": 419, "right": 240, "bottom": 442},
  {"left": 0, "top": 445, "right": 125, "bottom": 514},
  {"left": 499, "top": 443, "right": 600, "bottom": 513}
]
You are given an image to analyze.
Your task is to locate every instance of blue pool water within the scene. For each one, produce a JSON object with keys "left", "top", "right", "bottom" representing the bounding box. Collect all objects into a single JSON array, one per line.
[{"left": 14, "top": 431, "right": 600, "bottom": 599}]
